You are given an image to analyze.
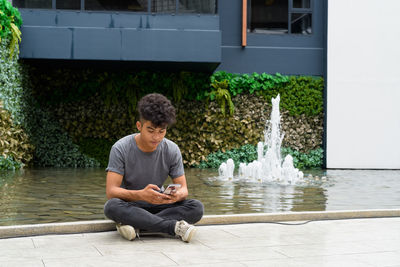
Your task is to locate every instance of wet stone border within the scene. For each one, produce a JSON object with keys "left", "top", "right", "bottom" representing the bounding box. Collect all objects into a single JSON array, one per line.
[{"left": 1, "top": 209, "right": 400, "bottom": 239}]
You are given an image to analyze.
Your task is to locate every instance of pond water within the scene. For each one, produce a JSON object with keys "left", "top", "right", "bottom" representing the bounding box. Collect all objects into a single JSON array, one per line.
[{"left": 1, "top": 168, "right": 399, "bottom": 226}]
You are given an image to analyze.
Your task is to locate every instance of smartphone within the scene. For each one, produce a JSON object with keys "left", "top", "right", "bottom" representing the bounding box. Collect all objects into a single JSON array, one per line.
[{"left": 163, "top": 184, "right": 181, "bottom": 195}]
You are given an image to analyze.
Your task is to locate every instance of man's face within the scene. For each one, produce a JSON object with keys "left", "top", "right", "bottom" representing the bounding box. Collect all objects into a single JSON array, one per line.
[{"left": 136, "top": 120, "right": 167, "bottom": 151}]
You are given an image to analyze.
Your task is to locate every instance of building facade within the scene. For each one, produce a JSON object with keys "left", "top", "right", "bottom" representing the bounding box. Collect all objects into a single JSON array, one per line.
[{"left": 14, "top": 0, "right": 326, "bottom": 75}]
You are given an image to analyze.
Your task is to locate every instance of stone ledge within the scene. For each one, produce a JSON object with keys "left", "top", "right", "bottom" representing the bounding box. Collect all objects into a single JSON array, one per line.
[
  {"left": 1, "top": 209, "right": 400, "bottom": 239},
  {"left": 198, "top": 209, "right": 400, "bottom": 225}
]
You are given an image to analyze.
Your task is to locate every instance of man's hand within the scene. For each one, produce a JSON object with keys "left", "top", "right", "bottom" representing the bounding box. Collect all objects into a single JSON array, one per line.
[
  {"left": 167, "top": 186, "right": 188, "bottom": 203},
  {"left": 139, "top": 184, "right": 174, "bottom": 205}
]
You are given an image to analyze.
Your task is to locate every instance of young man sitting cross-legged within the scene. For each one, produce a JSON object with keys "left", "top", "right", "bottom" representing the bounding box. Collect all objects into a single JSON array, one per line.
[{"left": 104, "top": 93, "right": 204, "bottom": 242}]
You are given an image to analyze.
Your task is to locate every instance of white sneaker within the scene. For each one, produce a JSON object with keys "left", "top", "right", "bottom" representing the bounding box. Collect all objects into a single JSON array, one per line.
[
  {"left": 174, "top": 220, "right": 196, "bottom": 242},
  {"left": 116, "top": 224, "right": 136, "bottom": 241}
]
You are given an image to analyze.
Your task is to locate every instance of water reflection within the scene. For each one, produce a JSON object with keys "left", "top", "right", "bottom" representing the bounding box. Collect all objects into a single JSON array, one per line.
[
  {"left": 194, "top": 170, "right": 328, "bottom": 214},
  {"left": 1, "top": 168, "right": 400, "bottom": 226},
  {"left": 0, "top": 168, "right": 107, "bottom": 226},
  {"left": 291, "top": 187, "right": 327, "bottom": 211}
]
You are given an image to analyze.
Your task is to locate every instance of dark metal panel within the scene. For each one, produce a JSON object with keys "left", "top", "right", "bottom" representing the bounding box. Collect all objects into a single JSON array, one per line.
[
  {"left": 20, "top": 26, "right": 72, "bottom": 59},
  {"left": 121, "top": 29, "right": 221, "bottom": 62},
  {"left": 247, "top": 34, "right": 320, "bottom": 48},
  {"left": 218, "top": 0, "right": 242, "bottom": 46},
  {"left": 217, "top": 46, "right": 324, "bottom": 75},
  {"left": 19, "top": 10, "right": 57, "bottom": 26},
  {"left": 73, "top": 28, "right": 121, "bottom": 60},
  {"left": 18, "top": 9, "right": 221, "bottom": 63},
  {"left": 19, "top": 26, "right": 221, "bottom": 63},
  {"left": 56, "top": 11, "right": 113, "bottom": 27},
  {"left": 112, "top": 14, "right": 145, "bottom": 28}
]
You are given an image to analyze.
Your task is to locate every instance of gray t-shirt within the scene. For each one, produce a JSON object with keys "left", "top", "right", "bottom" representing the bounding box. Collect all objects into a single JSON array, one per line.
[{"left": 106, "top": 134, "right": 184, "bottom": 190}]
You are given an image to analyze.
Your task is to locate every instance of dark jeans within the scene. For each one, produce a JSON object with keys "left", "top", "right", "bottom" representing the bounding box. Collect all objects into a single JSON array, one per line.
[{"left": 104, "top": 198, "right": 204, "bottom": 236}]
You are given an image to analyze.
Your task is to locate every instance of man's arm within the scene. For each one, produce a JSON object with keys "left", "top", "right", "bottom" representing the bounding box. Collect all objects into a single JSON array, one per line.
[
  {"left": 169, "top": 174, "right": 189, "bottom": 202},
  {"left": 106, "top": 171, "right": 174, "bottom": 204}
]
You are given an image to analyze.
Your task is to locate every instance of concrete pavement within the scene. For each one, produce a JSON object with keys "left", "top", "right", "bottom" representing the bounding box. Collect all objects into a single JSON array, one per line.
[{"left": 1, "top": 217, "right": 400, "bottom": 267}]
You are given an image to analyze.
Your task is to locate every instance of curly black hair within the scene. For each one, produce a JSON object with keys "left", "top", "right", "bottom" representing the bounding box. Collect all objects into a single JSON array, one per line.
[{"left": 137, "top": 93, "right": 176, "bottom": 127}]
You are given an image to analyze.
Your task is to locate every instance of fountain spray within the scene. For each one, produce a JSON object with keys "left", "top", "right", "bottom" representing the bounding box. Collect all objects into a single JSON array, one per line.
[{"left": 219, "top": 94, "right": 304, "bottom": 184}]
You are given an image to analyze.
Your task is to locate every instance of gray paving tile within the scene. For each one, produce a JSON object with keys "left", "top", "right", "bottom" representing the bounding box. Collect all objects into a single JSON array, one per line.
[
  {"left": 197, "top": 236, "right": 288, "bottom": 249},
  {"left": 32, "top": 234, "right": 87, "bottom": 248},
  {"left": 0, "top": 245, "right": 101, "bottom": 261},
  {"left": 95, "top": 237, "right": 210, "bottom": 255},
  {"left": 33, "top": 231, "right": 144, "bottom": 248},
  {"left": 240, "top": 254, "right": 375, "bottom": 267},
  {"left": 43, "top": 253, "right": 177, "bottom": 267},
  {"left": 0, "top": 236, "right": 35, "bottom": 249},
  {"left": 195, "top": 225, "right": 241, "bottom": 239},
  {"left": 221, "top": 221, "right": 328, "bottom": 238},
  {"left": 0, "top": 259, "right": 44, "bottom": 267},
  {"left": 351, "top": 252, "right": 400, "bottom": 267},
  {"left": 271, "top": 241, "right": 381, "bottom": 258},
  {"left": 366, "top": 240, "right": 400, "bottom": 252},
  {"left": 169, "top": 262, "right": 246, "bottom": 267},
  {"left": 163, "top": 246, "right": 288, "bottom": 265},
  {"left": 82, "top": 230, "right": 145, "bottom": 245},
  {"left": 140, "top": 239, "right": 211, "bottom": 252}
]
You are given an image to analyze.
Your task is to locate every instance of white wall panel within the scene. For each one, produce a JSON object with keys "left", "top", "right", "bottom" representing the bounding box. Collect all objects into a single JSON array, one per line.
[{"left": 327, "top": 0, "right": 400, "bottom": 168}]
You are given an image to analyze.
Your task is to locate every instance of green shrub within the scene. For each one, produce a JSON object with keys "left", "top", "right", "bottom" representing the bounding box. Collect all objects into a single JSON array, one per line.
[
  {"left": 0, "top": 0, "right": 22, "bottom": 57},
  {"left": 205, "top": 79, "right": 234, "bottom": 116},
  {"left": 210, "top": 71, "right": 290, "bottom": 96},
  {"left": 0, "top": 31, "right": 33, "bottom": 170},
  {"left": 0, "top": 37, "right": 25, "bottom": 124},
  {"left": 77, "top": 138, "right": 115, "bottom": 167},
  {"left": 209, "top": 71, "right": 324, "bottom": 117},
  {"left": 0, "top": 42, "right": 100, "bottom": 168},
  {"left": 24, "top": 107, "right": 100, "bottom": 167},
  {"left": 29, "top": 69, "right": 210, "bottom": 108},
  {"left": 278, "top": 76, "right": 324, "bottom": 116},
  {"left": 197, "top": 144, "right": 258, "bottom": 169},
  {"left": 0, "top": 100, "right": 34, "bottom": 167},
  {"left": 281, "top": 147, "right": 324, "bottom": 169},
  {"left": 0, "top": 155, "right": 21, "bottom": 170}
]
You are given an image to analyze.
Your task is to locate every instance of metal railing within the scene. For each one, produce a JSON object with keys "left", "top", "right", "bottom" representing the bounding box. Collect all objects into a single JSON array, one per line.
[{"left": 13, "top": 0, "right": 218, "bottom": 14}]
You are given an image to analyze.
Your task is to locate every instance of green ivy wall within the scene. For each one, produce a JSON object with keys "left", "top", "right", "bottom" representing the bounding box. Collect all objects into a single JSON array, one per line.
[{"left": 25, "top": 68, "right": 325, "bottom": 169}]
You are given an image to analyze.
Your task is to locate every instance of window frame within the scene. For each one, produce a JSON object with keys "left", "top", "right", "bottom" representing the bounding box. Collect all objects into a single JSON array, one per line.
[
  {"left": 289, "top": 0, "right": 313, "bottom": 34},
  {"left": 247, "top": 0, "right": 314, "bottom": 35}
]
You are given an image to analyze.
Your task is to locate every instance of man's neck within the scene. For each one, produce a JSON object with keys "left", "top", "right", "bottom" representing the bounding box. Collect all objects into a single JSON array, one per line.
[{"left": 135, "top": 134, "right": 158, "bottom": 153}]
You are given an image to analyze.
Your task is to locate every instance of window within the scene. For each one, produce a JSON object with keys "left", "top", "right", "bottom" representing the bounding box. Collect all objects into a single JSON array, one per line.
[
  {"left": 85, "top": 0, "right": 147, "bottom": 11},
  {"left": 248, "top": 0, "right": 312, "bottom": 35},
  {"left": 293, "top": 0, "right": 310, "bottom": 8},
  {"left": 57, "top": 0, "right": 80, "bottom": 10},
  {"left": 13, "top": 0, "right": 218, "bottom": 13},
  {"left": 13, "top": 0, "right": 52, "bottom": 9}
]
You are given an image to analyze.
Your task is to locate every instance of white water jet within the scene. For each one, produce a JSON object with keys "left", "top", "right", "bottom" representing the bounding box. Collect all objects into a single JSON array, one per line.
[
  {"left": 219, "top": 94, "right": 304, "bottom": 184},
  {"left": 218, "top": 158, "right": 235, "bottom": 180}
]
